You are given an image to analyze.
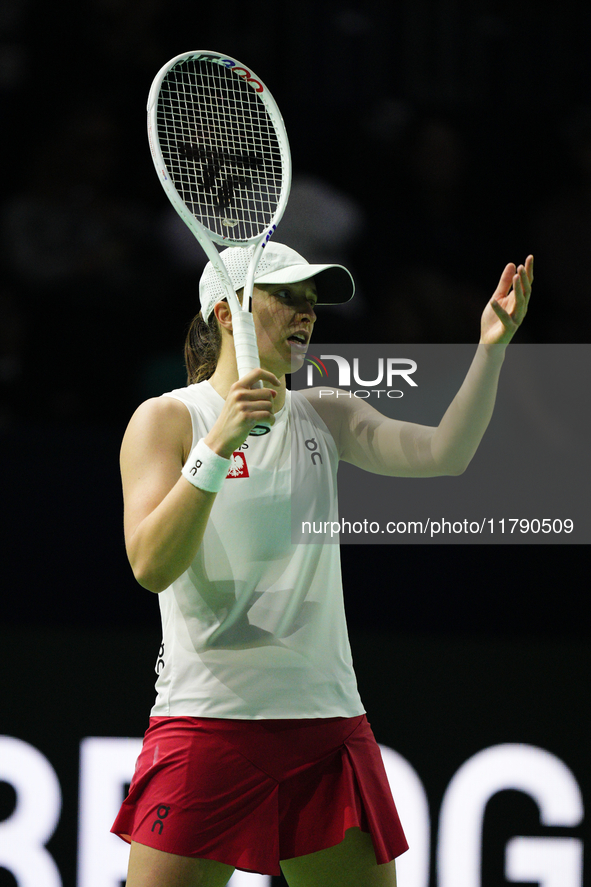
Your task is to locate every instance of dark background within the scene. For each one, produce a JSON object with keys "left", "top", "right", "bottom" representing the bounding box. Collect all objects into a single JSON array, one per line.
[
  {"left": 1, "top": 1, "right": 589, "bottom": 885},
  {"left": 1, "top": 0, "right": 589, "bottom": 636}
]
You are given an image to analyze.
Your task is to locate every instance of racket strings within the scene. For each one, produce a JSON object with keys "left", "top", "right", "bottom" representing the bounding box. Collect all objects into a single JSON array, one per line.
[{"left": 157, "top": 59, "right": 283, "bottom": 241}]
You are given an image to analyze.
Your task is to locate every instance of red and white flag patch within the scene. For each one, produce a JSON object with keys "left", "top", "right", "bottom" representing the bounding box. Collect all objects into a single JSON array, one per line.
[{"left": 226, "top": 451, "right": 249, "bottom": 478}]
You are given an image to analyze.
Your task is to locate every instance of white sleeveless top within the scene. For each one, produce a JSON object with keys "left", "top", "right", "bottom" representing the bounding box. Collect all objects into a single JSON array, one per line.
[{"left": 150, "top": 381, "right": 364, "bottom": 720}]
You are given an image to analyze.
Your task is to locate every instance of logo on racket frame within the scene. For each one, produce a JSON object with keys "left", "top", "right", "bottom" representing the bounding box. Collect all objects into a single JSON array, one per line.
[
  {"left": 191, "top": 54, "right": 264, "bottom": 92},
  {"left": 263, "top": 224, "right": 277, "bottom": 247}
]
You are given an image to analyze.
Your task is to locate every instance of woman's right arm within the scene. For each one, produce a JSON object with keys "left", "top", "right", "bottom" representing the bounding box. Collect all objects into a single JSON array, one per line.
[
  {"left": 120, "top": 369, "right": 279, "bottom": 593},
  {"left": 120, "top": 396, "right": 218, "bottom": 593}
]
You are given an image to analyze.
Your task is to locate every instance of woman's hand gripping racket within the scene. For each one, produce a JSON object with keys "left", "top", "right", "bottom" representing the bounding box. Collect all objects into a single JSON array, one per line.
[{"left": 147, "top": 50, "right": 292, "bottom": 435}]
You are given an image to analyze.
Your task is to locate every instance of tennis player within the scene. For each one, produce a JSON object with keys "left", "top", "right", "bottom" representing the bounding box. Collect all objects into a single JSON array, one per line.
[{"left": 112, "top": 243, "right": 533, "bottom": 887}]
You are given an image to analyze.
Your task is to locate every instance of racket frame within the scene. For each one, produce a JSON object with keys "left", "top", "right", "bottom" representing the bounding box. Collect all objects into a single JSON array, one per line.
[{"left": 147, "top": 50, "right": 292, "bottom": 324}]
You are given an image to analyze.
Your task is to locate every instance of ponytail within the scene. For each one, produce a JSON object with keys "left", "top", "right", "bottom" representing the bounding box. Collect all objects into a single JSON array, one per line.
[{"left": 184, "top": 311, "right": 222, "bottom": 384}]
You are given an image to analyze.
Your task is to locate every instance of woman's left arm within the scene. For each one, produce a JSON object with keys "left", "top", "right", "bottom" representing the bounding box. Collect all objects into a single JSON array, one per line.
[
  {"left": 330, "top": 256, "right": 533, "bottom": 477},
  {"left": 479, "top": 255, "right": 533, "bottom": 346}
]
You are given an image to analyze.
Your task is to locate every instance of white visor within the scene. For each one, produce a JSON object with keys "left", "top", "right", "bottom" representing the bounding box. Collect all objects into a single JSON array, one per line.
[{"left": 199, "top": 242, "right": 355, "bottom": 321}]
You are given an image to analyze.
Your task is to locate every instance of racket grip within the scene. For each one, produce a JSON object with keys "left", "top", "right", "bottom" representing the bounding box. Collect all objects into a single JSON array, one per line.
[
  {"left": 232, "top": 312, "right": 270, "bottom": 435},
  {"left": 232, "top": 311, "right": 260, "bottom": 379}
]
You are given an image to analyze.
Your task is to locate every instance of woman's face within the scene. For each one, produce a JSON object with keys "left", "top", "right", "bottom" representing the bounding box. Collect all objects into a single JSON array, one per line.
[{"left": 252, "top": 280, "right": 318, "bottom": 376}]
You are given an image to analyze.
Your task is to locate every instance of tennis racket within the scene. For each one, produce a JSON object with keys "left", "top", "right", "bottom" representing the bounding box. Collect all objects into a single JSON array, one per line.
[{"left": 147, "top": 50, "right": 292, "bottom": 435}]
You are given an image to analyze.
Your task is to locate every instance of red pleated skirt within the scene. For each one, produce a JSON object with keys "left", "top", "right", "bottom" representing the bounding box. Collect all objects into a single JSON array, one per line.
[{"left": 111, "top": 714, "right": 408, "bottom": 876}]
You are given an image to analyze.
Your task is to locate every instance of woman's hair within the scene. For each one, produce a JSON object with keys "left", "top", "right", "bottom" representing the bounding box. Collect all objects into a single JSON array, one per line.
[
  {"left": 184, "top": 310, "right": 222, "bottom": 384},
  {"left": 184, "top": 289, "right": 244, "bottom": 384}
]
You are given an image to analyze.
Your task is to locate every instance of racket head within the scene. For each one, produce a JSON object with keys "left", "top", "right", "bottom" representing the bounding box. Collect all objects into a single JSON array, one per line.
[{"left": 147, "top": 51, "right": 291, "bottom": 249}]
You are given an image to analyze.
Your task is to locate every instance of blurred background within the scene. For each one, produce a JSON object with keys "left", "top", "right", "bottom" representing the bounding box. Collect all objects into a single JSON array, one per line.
[{"left": 1, "top": 1, "right": 589, "bottom": 885}]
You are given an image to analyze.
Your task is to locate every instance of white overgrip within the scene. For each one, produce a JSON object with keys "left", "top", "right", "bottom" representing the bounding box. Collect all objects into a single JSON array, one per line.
[
  {"left": 232, "top": 310, "right": 271, "bottom": 435},
  {"left": 232, "top": 310, "right": 260, "bottom": 380}
]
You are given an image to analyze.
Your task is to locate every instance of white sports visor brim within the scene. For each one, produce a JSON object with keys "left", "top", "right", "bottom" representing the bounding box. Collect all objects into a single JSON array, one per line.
[
  {"left": 254, "top": 263, "right": 355, "bottom": 306},
  {"left": 199, "top": 243, "right": 355, "bottom": 321}
]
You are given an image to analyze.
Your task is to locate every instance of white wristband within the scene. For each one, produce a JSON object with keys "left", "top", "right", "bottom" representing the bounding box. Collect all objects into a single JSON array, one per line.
[{"left": 182, "top": 439, "right": 231, "bottom": 493}]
